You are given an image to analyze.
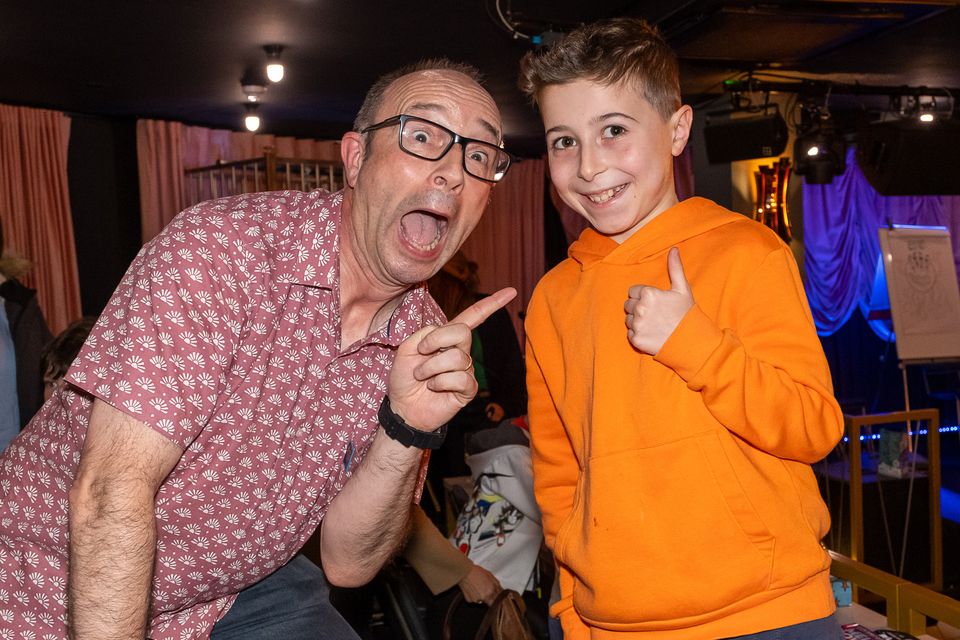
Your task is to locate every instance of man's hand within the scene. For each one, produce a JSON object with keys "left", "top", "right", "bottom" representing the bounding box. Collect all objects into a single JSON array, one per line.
[
  {"left": 624, "top": 248, "right": 693, "bottom": 355},
  {"left": 458, "top": 564, "right": 502, "bottom": 605},
  {"left": 387, "top": 287, "right": 516, "bottom": 430}
]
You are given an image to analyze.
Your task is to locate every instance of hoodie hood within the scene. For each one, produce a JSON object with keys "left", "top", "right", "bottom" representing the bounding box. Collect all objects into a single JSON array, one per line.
[{"left": 568, "top": 197, "right": 745, "bottom": 270}]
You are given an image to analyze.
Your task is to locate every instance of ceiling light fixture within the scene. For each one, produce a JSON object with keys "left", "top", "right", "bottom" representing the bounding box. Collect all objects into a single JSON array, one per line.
[
  {"left": 241, "top": 81, "right": 267, "bottom": 103},
  {"left": 244, "top": 103, "right": 261, "bottom": 132},
  {"left": 264, "top": 45, "right": 285, "bottom": 83}
]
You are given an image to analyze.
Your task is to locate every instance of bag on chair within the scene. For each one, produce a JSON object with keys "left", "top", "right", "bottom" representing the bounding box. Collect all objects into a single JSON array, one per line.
[{"left": 442, "top": 589, "right": 535, "bottom": 640}]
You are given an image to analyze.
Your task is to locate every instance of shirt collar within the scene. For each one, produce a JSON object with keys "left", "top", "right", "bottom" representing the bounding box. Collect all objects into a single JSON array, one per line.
[
  {"left": 271, "top": 189, "right": 343, "bottom": 289},
  {"left": 370, "top": 284, "right": 446, "bottom": 348}
]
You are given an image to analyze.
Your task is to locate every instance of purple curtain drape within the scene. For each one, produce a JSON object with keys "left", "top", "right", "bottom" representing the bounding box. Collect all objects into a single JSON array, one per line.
[{"left": 803, "top": 146, "right": 960, "bottom": 337}]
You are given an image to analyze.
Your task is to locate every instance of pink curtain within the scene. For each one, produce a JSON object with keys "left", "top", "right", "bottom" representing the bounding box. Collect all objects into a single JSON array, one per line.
[
  {"left": 460, "top": 158, "right": 545, "bottom": 342},
  {"left": 136, "top": 119, "right": 185, "bottom": 244},
  {"left": 136, "top": 119, "right": 341, "bottom": 244},
  {"left": 0, "top": 104, "right": 81, "bottom": 333}
]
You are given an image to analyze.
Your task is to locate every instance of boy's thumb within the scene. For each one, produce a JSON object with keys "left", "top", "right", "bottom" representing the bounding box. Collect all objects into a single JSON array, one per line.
[{"left": 668, "top": 247, "right": 690, "bottom": 294}]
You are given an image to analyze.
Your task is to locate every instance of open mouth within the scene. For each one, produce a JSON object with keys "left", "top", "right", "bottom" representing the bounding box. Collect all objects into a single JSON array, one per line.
[
  {"left": 400, "top": 210, "right": 449, "bottom": 252},
  {"left": 585, "top": 184, "right": 627, "bottom": 204}
]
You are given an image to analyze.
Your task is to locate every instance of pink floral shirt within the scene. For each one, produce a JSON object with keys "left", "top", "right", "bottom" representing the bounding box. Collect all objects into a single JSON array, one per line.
[{"left": 0, "top": 189, "right": 443, "bottom": 639}]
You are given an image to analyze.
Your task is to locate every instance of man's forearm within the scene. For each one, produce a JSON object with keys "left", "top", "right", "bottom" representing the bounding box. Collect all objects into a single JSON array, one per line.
[
  {"left": 320, "top": 428, "right": 422, "bottom": 586},
  {"left": 68, "top": 481, "right": 158, "bottom": 638}
]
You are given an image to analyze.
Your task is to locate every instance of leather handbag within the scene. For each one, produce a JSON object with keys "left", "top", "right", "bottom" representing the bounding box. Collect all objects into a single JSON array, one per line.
[{"left": 442, "top": 589, "right": 535, "bottom": 640}]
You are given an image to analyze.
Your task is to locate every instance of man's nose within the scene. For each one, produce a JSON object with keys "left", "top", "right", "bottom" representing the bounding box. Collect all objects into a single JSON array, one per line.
[{"left": 430, "top": 144, "right": 466, "bottom": 190}]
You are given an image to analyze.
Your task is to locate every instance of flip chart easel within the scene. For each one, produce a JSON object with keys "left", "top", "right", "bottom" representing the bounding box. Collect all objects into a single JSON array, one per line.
[{"left": 874, "top": 225, "right": 958, "bottom": 586}]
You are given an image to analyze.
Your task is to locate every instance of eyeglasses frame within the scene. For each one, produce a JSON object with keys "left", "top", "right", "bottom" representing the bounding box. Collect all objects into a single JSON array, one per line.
[{"left": 360, "top": 114, "right": 513, "bottom": 183}]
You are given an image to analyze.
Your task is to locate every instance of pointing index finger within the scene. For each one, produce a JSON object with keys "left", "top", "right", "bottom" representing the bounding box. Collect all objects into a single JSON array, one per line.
[{"left": 449, "top": 287, "right": 517, "bottom": 330}]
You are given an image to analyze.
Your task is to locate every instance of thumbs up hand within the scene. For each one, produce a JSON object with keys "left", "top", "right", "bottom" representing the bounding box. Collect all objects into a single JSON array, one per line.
[{"left": 624, "top": 247, "right": 694, "bottom": 355}]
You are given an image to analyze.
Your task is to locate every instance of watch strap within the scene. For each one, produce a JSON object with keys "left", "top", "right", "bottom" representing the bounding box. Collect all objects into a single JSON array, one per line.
[{"left": 377, "top": 396, "right": 447, "bottom": 449}]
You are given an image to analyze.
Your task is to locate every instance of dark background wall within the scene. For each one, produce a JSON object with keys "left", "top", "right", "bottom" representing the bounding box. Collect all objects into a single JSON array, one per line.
[{"left": 66, "top": 114, "right": 143, "bottom": 316}]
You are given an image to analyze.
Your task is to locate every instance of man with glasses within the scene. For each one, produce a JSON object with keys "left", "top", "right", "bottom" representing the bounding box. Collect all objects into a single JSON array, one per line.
[{"left": 0, "top": 59, "right": 515, "bottom": 639}]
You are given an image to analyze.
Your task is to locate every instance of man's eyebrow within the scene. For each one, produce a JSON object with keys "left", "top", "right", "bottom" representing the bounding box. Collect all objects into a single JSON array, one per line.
[{"left": 407, "top": 102, "right": 500, "bottom": 142}]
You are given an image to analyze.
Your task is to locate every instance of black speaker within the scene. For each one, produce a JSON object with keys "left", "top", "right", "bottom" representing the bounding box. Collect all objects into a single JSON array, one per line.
[
  {"left": 856, "top": 119, "right": 960, "bottom": 195},
  {"left": 703, "top": 113, "right": 788, "bottom": 164}
]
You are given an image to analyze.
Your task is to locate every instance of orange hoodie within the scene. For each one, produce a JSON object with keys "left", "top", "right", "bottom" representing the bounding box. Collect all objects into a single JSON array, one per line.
[{"left": 525, "top": 197, "right": 844, "bottom": 639}]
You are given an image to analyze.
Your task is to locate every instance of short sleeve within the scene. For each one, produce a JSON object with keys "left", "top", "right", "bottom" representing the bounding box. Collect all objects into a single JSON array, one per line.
[{"left": 66, "top": 201, "right": 259, "bottom": 448}]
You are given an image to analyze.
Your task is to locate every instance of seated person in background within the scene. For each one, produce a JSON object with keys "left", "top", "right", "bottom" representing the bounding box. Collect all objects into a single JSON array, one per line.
[
  {"left": 0, "top": 218, "right": 53, "bottom": 447},
  {"left": 405, "top": 505, "right": 502, "bottom": 605},
  {"left": 404, "top": 416, "right": 549, "bottom": 640},
  {"left": 425, "top": 251, "right": 527, "bottom": 521},
  {"left": 519, "top": 17, "right": 845, "bottom": 640},
  {"left": 40, "top": 316, "right": 96, "bottom": 399}
]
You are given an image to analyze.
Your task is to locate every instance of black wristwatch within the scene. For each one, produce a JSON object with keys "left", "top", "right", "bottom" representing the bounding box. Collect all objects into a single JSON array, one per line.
[{"left": 377, "top": 396, "right": 448, "bottom": 449}]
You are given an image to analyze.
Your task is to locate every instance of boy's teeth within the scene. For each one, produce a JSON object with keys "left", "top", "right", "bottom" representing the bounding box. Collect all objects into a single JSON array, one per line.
[{"left": 588, "top": 186, "right": 621, "bottom": 203}]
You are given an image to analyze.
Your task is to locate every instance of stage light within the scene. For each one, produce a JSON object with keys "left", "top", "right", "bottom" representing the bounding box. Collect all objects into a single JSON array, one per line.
[
  {"left": 244, "top": 104, "right": 261, "bottom": 132},
  {"left": 264, "top": 45, "right": 285, "bottom": 83},
  {"left": 794, "top": 129, "right": 845, "bottom": 184},
  {"left": 919, "top": 113, "right": 935, "bottom": 123}
]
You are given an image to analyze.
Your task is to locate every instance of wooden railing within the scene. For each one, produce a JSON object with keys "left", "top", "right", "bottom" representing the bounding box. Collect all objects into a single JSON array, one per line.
[
  {"left": 843, "top": 409, "right": 942, "bottom": 591},
  {"left": 830, "top": 550, "right": 960, "bottom": 636},
  {"left": 184, "top": 148, "right": 344, "bottom": 207}
]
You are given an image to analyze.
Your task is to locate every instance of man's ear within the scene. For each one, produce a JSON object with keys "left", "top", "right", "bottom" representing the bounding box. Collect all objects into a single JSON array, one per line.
[
  {"left": 670, "top": 105, "right": 693, "bottom": 157},
  {"left": 341, "top": 131, "right": 364, "bottom": 188}
]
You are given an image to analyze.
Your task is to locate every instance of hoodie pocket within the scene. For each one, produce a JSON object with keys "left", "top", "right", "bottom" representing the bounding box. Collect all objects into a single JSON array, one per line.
[{"left": 564, "top": 432, "right": 775, "bottom": 626}]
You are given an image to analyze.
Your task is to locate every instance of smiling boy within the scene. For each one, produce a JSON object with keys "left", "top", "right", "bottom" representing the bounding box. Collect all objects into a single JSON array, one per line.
[{"left": 519, "top": 18, "right": 844, "bottom": 640}]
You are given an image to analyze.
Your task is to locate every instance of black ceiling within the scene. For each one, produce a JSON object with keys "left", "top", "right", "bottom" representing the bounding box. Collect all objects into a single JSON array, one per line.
[{"left": 2, "top": 1, "right": 959, "bottom": 157}]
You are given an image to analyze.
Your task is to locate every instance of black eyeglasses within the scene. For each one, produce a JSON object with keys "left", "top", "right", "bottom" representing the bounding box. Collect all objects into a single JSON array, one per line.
[{"left": 360, "top": 114, "right": 513, "bottom": 183}]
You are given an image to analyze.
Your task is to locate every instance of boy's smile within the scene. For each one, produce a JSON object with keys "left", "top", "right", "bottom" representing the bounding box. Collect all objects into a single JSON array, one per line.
[
  {"left": 540, "top": 78, "right": 692, "bottom": 244},
  {"left": 586, "top": 184, "right": 628, "bottom": 204}
]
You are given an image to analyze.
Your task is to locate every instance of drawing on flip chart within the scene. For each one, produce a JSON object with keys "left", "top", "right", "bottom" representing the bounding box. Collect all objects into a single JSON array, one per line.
[{"left": 889, "top": 235, "right": 960, "bottom": 336}]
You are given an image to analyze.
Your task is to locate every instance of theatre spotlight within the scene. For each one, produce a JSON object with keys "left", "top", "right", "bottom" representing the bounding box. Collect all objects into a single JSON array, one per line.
[{"left": 793, "top": 130, "right": 845, "bottom": 184}]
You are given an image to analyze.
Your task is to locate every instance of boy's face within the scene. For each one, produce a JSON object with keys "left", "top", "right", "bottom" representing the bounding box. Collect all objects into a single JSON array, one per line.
[{"left": 540, "top": 78, "right": 691, "bottom": 243}]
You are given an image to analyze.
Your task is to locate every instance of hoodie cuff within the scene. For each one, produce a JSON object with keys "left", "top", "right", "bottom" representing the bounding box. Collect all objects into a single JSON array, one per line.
[{"left": 653, "top": 304, "right": 723, "bottom": 383}]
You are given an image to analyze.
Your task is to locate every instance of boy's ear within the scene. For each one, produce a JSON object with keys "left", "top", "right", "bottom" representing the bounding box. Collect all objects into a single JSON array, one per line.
[
  {"left": 341, "top": 131, "right": 364, "bottom": 188},
  {"left": 669, "top": 105, "right": 694, "bottom": 157}
]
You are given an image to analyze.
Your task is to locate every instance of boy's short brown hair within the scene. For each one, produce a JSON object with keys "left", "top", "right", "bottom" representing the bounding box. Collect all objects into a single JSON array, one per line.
[{"left": 518, "top": 18, "right": 681, "bottom": 121}]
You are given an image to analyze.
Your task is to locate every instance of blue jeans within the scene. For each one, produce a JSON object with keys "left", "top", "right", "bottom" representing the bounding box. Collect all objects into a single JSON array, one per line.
[
  {"left": 211, "top": 554, "right": 359, "bottom": 640},
  {"left": 725, "top": 613, "right": 844, "bottom": 640}
]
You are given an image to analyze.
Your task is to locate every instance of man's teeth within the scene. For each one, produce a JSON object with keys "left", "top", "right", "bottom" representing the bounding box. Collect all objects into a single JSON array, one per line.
[
  {"left": 588, "top": 186, "right": 624, "bottom": 204},
  {"left": 404, "top": 229, "right": 443, "bottom": 250},
  {"left": 417, "top": 232, "right": 443, "bottom": 251}
]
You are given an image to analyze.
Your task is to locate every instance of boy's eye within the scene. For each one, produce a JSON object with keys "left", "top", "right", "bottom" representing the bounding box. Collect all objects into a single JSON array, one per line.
[
  {"left": 551, "top": 136, "right": 576, "bottom": 150},
  {"left": 601, "top": 125, "right": 626, "bottom": 138}
]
